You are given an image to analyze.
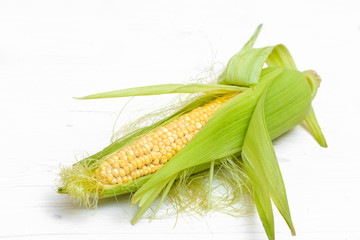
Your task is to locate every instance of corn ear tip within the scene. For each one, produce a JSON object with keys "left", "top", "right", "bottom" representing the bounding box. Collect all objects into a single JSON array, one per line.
[{"left": 58, "top": 163, "right": 102, "bottom": 208}]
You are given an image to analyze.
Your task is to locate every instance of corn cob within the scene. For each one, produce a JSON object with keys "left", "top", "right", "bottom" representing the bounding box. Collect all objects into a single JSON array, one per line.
[
  {"left": 95, "top": 95, "right": 230, "bottom": 185},
  {"left": 59, "top": 25, "right": 327, "bottom": 240}
]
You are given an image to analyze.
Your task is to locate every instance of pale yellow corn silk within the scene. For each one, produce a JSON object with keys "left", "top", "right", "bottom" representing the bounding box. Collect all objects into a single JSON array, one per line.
[
  {"left": 59, "top": 162, "right": 104, "bottom": 208},
  {"left": 111, "top": 93, "right": 202, "bottom": 143},
  {"left": 165, "top": 156, "right": 253, "bottom": 218}
]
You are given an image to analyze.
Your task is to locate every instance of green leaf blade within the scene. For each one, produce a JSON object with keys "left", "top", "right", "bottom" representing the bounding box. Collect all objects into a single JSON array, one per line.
[
  {"left": 305, "top": 107, "right": 328, "bottom": 147},
  {"left": 241, "top": 85, "right": 296, "bottom": 237},
  {"left": 243, "top": 153, "right": 275, "bottom": 240},
  {"left": 266, "top": 44, "right": 297, "bottom": 70},
  {"left": 242, "top": 24, "right": 263, "bottom": 50},
  {"left": 131, "top": 180, "right": 168, "bottom": 224},
  {"left": 218, "top": 26, "right": 297, "bottom": 88},
  {"left": 75, "top": 84, "right": 247, "bottom": 100},
  {"left": 218, "top": 46, "right": 274, "bottom": 86}
]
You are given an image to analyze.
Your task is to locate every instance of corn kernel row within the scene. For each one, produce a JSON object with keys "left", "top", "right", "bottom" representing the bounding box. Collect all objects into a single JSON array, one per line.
[{"left": 95, "top": 96, "right": 230, "bottom": 185}]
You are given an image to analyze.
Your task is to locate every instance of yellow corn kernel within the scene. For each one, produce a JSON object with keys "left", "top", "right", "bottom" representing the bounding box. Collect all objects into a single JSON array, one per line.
[{"left": 95, "top": 95, "right": 230, "bottom": 185}]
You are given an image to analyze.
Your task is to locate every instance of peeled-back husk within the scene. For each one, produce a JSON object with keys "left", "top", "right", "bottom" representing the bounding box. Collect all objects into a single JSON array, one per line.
[{"left": 59, "top": 25, "right": 326, "bottom": 240}]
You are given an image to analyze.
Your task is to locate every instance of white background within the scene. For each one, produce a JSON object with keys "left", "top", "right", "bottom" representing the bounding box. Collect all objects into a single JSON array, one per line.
[{"left": 1, "top": 0, "right": 359, "bottom": 239}]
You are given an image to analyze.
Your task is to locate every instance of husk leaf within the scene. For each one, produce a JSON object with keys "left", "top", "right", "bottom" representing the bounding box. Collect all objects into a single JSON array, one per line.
[
  {"left": 218, "top": 25, "right": 297, "bottom": 87},
  {"left": 305, "top": 106, "right": 328, "bottom": 147},
  {"left": 75, "top": 83, "right": 247, "bottom": 100},
  {"left": 242, "top": 84, "right": 295, "bottom": 239}
]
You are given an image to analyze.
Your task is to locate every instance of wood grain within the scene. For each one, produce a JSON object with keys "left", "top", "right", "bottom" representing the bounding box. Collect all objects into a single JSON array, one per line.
[{"left": 1, "top": 0, "right": 359, "bottom": 239}]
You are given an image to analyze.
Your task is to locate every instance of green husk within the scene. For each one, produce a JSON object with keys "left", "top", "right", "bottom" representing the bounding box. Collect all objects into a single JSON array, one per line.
[
  {"left": 207, "top": 160, "right": 215, "bottom": 209},
  {"left": 242, "top": 84, "right": 296, "bottom": 239},
  {"left": 304, "top": 107, "right": 327, "bottom": 147},
  {"left": 59, "top": 25, "right": 326, "bottom": 240},
  {"left": 130, "top": 67, "right": 312, "bottom": 227},
  {"left": 75, "top": 83, "right": 248, "bottom": 100},
  {"left": 218, "top": 25, "right": 296, "bottom": 87}
]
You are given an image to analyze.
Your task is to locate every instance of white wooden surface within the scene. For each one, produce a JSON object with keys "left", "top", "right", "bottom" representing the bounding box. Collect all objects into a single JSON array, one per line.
[{"left": 1, "top": 0, "right": 360, "bottom": 239}]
